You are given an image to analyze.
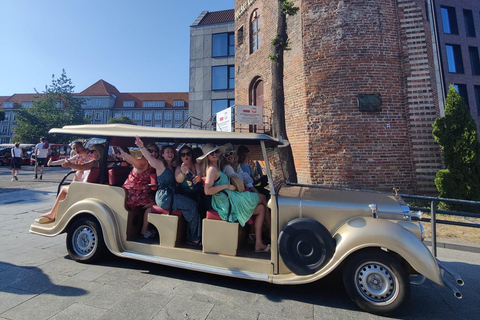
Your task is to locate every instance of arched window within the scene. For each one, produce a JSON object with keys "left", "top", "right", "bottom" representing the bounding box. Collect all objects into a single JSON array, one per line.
[
  {"left": 250, "top": 10, "right": 260, "bottom": 53},
  {"left": 248, "top": 77, "right": 265, "bottom": 133}
]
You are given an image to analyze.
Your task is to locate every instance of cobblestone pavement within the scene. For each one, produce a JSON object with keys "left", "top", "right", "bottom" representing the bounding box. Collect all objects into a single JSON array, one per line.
[{"left": 0, "top": 170, "right": 479, "bottom": 319}]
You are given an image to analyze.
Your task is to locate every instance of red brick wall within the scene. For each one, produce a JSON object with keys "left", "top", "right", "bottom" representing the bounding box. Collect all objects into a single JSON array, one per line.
[{"left": 234, "top": 0, "right": 442, "bottom": 194}]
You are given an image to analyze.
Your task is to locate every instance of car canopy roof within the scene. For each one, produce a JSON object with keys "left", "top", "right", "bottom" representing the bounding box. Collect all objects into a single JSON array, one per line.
[{"left": 49, "top": 124, "right": 282, "bottom": 147}]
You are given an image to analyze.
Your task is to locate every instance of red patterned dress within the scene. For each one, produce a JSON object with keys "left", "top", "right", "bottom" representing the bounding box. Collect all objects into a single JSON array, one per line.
[{"left": 123, "top": 168, "right": 155, "bottom": 209}]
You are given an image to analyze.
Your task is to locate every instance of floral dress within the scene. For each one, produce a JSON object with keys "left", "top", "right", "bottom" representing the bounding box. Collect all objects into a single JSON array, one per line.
[
  {"left": 212, "top": 171, "right": 259, "bottom": 226},
  {"left": 155, "top": 168, "right": 201, "bottom": 242},
  {"left": 123, "top": 168, "right": 155, "bottom": 209}
]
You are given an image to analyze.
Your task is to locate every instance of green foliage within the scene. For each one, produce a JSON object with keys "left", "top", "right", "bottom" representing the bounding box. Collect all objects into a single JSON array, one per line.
[
  {"left": 12, "top": 69, "right": 87, "bottom": 144},
  {"left": 281, "top": 1, "right": 299, "bottom": 16},
  {"left": 0, "top": 110, "right": 5, "bottom": 121},
  {"left": 107, "top": 115, "right": 136, "bottom": 125},
  {"left": 432, "top": 85, "right": 480, "bottom": 202}
]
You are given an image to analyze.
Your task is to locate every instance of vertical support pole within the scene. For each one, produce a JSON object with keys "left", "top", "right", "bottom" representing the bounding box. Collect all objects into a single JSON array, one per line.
[{"left": 431, "top": 200, "right": 437, "bottom": 257}]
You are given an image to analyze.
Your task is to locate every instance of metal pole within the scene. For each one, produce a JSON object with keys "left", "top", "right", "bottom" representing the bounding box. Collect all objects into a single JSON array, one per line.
[{"left": 431, "top": 200, "right": 437, "bottom": 257}]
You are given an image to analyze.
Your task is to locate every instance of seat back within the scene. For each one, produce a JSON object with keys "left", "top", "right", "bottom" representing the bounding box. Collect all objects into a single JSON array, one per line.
[
  {"left": 108, "top": 165, "right": 132, "bottom": 186},
  {"left": 86, "top": 167, "right": 101, "bottom": 183}
]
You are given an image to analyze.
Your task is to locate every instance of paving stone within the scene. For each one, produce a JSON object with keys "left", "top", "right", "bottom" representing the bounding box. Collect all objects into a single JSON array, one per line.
[
  {"left": 48, "top": 302, "right": 108, "bottom": 320},
  {"left": 0, "top": 288, "right": 36, "bottom": 314},
  {"left": 93, "top": 267, "right": 156, "bottom": 290},
  {"left": 80, "top": 284, "right": 135, "bottom": 309},
  {"left": 9, "top": 272, "right": 70, "bottom": 295},
  {"left": 0, "top": 264, "right": 42, "bottom": 289},
  {"left": 1, "top": 291, "right": 74, "bottom": 320},
  {"left": 97, "top": 291, "right": 170, "bottom": 320},
  {"left": 206, "top": 305, "right": 260, "bottom": 320},
  {"left": 153, "top": 296, "right": 214, "bottom": 320}
]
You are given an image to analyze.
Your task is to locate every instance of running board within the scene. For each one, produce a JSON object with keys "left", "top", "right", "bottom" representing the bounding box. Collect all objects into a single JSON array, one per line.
[{"left": 121, "top": 251, "right": 272, "bottom": 282}]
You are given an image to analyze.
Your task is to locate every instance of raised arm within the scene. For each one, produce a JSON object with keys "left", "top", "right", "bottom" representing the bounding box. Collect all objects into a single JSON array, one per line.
[
  {"left": 135, "top": 136, "right": 164, "bottom": 172},
  {"left": 115, "top": 146, "right": 147, "bottom": 170},
  {"left": 63, "top": 159, "right": 98, "bottom": 171}
]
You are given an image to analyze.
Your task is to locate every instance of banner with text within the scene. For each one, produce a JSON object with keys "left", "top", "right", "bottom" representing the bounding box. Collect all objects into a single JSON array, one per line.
[
  {"left": 236, "top": 105, "right": 263, "bottom": 125},
  {"left": 216, "top": 107, "right": 232, "bottom": 132}
]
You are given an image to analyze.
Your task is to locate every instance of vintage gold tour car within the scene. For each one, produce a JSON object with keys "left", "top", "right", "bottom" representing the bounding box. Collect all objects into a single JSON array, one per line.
[{"left": 30, "top": 124, "right": 463, "bottom": 315}]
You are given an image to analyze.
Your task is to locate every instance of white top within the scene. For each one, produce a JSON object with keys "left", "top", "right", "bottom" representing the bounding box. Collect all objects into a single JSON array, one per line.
[
  {"left": 35, "top": 142, "right": 49, "bottom": 158},
  {"left": 11, "top": 147, "right": 22, "bottom": 158}
]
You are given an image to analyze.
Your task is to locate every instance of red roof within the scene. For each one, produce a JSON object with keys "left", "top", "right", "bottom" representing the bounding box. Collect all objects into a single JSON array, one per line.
[
  {"left": 198, "top": 9, "right": 234, "bottom": 25},
  {"left": 113, "top": 92, "right": 188, "bottom": 109},
  {"left": 78, "top": 79, "right": 121, "bottom": 96}
]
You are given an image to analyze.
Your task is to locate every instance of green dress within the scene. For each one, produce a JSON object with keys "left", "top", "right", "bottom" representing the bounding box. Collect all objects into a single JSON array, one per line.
[{"left": 212, "top": 171, "right": 259, "bottom": 226}]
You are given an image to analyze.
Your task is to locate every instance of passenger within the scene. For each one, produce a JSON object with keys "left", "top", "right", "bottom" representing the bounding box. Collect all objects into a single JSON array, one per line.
[
  {"left": 113, "top": 143, "right": 157, "bottom": 213},
  {"left": 48, "top": 141, "right": 90, "bottom": 181},
  {"left": 38, "top": 144, "right": 104, "bottom": 223},
  {"left": 198, "top": 143, "right": 271, "bottom": 252},
  {"left": 221, "top": 143, "right": 257, "bottom": 192},
  {"left": 136, "top": 136, "right": 201, "bottom": 245},
  {"left": 237, "top": 145, "right": 269, "bottom": 198},
  {"left": 175, "top": 145, "right": 203, "bottom": 198}
]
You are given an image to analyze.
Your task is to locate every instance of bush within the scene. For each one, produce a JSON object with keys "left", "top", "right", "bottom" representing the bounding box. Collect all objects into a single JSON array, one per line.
[{"left": 432, "top": 85, "right": 480, "bottom": 207}]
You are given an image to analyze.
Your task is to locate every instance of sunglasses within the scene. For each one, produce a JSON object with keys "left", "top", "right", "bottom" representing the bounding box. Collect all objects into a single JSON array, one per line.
[
  {"left": 208, "top": 150, "right": 219, "bottom": 156},
  {"left": 147, "top": 148, "right": 158, "bottom": 153},
  {"left": 180, "top": 151, "right": 192, "bottom": 157},
  {"left": 223, "top": 151, "right": 235, "bottom": 158},
  {"left": 88, "top": 149, "right": 97, "bottom": 154}
]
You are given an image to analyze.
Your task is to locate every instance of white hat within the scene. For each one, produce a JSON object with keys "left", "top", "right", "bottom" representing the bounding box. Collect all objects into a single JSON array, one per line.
[{"left": 196, "top": 143, "right": 226, "bottom": 162}]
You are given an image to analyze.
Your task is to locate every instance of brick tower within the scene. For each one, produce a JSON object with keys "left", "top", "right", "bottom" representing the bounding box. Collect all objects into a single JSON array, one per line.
[{"left": 234, "top": 0, "right": 442, "bottom": 194}]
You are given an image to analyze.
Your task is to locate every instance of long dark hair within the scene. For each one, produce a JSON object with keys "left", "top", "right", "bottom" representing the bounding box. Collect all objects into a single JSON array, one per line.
[
  {"left": 159, "top": 145, "right": 176, "bottom": 168},
  {"left": 175, "top": 145, "right": 196, "bottom": 166}
]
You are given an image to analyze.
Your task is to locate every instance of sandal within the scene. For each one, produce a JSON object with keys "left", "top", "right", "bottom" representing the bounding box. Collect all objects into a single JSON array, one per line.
[
  {"left": 255, "top": 244, "right": 271, "bottom": 253},
  {"left": 142, "top": 231, "right": 155, "bottom": 239},
  {"left": 186, "top": 239, "right": 202, "bottom": 247}
]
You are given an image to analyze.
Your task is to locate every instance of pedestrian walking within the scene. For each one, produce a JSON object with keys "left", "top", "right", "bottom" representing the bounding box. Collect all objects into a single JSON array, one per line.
[
  {"left": 33, "top": 137, "right": 50, "bottom": 180},
  {"left": 10, "top": 142, "right": 23, "bottom": 181}
]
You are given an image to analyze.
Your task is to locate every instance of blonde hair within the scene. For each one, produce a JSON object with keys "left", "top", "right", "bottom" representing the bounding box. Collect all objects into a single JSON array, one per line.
[
  {"left": 89, "top": 144, "right": 105, "bottom": 165},
  {"left": 200, "top": 154, "right": 220, "bottom": 176}
]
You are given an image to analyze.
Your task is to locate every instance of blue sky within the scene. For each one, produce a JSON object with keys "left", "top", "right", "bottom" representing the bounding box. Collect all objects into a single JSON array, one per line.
[{"left": 0, "top": 0, "right": 234, "bottom": 96}]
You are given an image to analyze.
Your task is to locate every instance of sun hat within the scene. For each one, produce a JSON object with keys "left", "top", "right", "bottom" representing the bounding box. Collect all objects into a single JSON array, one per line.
[
  {"left": 229, "top": 175, "right": 245, "bottom": 193},
  {"left": 223, "top": 143, "right": 235, "bottom": 153},
  {"left": 196, "top": 143, "right": 226, "bottom": 162}
]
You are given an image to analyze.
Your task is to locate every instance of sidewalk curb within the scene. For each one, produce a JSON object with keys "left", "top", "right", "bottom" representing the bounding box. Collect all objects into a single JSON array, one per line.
[{"left": 424, "top": 240, "right": 480, "bottom": 254}]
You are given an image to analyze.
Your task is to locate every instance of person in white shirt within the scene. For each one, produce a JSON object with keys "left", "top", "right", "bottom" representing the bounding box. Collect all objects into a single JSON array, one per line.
[
  {"left": 10, "top": 142, "right": 23, "bottom": 181},
  {"left": 33, "top": 137, "right": 50, "bottom": 180}
]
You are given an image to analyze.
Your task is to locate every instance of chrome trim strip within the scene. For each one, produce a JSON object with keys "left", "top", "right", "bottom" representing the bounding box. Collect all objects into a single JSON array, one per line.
[{"left": 121, "top": 251, "right": 271, "bottom": 281}]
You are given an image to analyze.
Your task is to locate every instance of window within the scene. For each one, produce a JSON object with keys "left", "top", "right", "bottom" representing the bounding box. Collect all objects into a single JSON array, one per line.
[
  {"left": 250, "top": 10, "right": 260, "bottom": 53},
  {"left": 95, "top": 112, "right": 102, "bottom": 120},
  {"left": 155, "top": 112, "right": 162, "bottom": 120},
  {"left": 452, "top": 84, "right": 469, "bottom": 107},
  {"left": 145, "top": 112, "right": 152, "bottom": 120},
  {"left": 143, "top": 101, "right": 165, "bottom": 108},
  {"left": 463, "top": 9, "right": 476, "bottom": 37},
  {"left": 96, "top": 100, "right": 103, "bottom": 107},
  {"left": 134, "top": 112, "right": 141, "bottom": 120},
  {"left": 173, "top": 100, "right": 185, "bottom": 107},
  {"left": 1, "top": 126, "right": 6, "bottom": 133},
  {"left": 475, "top": 85, "right": 480, "bottom": 114},
  {"left": 237, "top": 26, "right": 244, "bottom": 46},
  {"left": 113, "top": 112, "right": 121, "bottom": 118},
  {"left": 211, "top": 99, "right": 235, "bottom": 116},
  {"left": 124, "top": 111, "right": 132, "bottom": 118},
  {"left": 441, "top": 6, "right": 458, "bottom": 34},
  {"left": 212, "top": 65, "right": 235, "bottom": 90},
  {"left": 469, "top": 47, "right": 480, "bottom": 75},
  {"left": 86, "top": 99, "right": 92, "bottom": 106},
  {"left": 446, "top": 44, "right": 464, "bottom": 73},
  {"left": 21, "top": 102, "right": 32, "bottom": 108},
  {"left": 2, "top": 102, "right": 13, "bottom": 109},
  {"left": 165, "top": 112, "right": 172, "bottom": 120},
  {"left": 212, "top": 32, "right": 235, "bottom": 57},
  {"left": 175, "top": 112, "right": 182, "bottom": 120},
  {"left": 123, "top": 101, "right": 135, "bottom": 107}
]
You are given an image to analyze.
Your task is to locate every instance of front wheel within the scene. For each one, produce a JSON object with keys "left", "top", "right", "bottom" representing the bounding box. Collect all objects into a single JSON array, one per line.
[
  {"left": 66, "top": 217, "right": 106, "bottom": 263},
  {"left": 342, "top": 249, "right": 410, "bottom": 315}
]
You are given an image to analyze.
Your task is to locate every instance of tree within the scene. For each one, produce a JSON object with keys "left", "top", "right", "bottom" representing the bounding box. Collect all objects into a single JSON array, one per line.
[
  {"left": 270, "top": 1, "right": 299, "bottom": 183},
  {"left": 107, "top": 115, "right": 136, "bottom": 125},
  {"left": 432, "top": 85, "right": 480, "bottom": 202},
  {"left": 12, "top": 70, "right": 87, "bottom": 144}
]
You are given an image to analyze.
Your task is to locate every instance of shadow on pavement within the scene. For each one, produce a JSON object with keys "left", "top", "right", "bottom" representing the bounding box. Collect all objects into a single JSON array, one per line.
[{"left": 0, "top": 261, "right": 87, "bottom": 297}]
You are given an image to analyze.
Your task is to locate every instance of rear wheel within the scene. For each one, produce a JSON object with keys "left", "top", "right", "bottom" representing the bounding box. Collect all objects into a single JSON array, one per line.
[
  {"left": 342, "top": 249, "right": 410, "bottom": 315},
  {"left": 66, "top": 217, "right": 106, "bottom": 263}
]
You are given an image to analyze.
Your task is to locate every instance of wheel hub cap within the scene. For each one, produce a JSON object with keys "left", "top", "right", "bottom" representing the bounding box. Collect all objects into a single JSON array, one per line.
[
  {"left": 73, "top": 226, "right": 96, "bottom": 256},
  {"left": 355, "top": 262, "right": 397, "bottom": 305}
]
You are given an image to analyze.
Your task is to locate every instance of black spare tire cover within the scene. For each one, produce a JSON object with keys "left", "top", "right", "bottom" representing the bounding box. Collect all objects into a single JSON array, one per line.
[{"left": 278, "top": 218, "right": 335, "bottom": 275}]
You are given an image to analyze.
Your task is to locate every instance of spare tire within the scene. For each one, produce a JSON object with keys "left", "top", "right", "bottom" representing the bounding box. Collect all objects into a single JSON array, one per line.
[{"left": 278, "top": 218, "right": 335, "bottom": 275}]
